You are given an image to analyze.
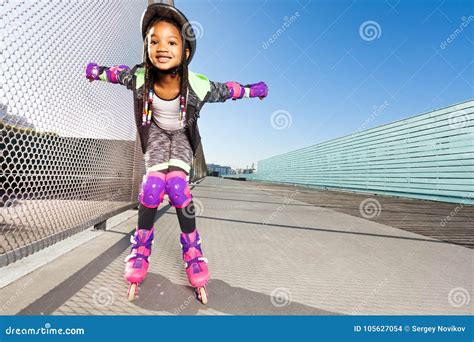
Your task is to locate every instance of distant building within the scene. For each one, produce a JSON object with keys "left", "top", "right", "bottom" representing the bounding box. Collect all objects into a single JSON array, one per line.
[
  {"left": 0, "top": 103, "right": 36, "bottom": 130},
  {"left": 207, "top": 163, "right": 232, "bottom": 177},
  {"left": 235, "top": 163, "right": 256, "bottom": 174},
  {"left": 234, "top": 168, "right": 254, "bottom": 174}
]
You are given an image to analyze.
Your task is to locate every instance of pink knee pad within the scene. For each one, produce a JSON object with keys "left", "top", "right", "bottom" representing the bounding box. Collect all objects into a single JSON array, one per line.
[
  {"left": 165, "top": 171, "right": 192, "bottom": 208},
  {"left": 138, "top": 171, "right": 166, "bottom": 208}
]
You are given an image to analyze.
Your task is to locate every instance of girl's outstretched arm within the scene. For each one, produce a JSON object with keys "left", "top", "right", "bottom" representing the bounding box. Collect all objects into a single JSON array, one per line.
[
  {"left": 206, "top": 80, "right": 269, "bottom": 103},
  {"left": 85, "top": 62, "right": 134, "bottom": 89}
]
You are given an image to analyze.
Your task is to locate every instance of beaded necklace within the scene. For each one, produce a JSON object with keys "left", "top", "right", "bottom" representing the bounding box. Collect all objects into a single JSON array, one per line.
[{"left": 142, "top": 83, "right": 187, "bottom": 127}]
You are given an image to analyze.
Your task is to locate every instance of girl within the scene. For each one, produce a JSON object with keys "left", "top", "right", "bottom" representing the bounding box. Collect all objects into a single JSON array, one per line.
[{"left": 85, "top": 3, "right": 268, "bottom": 304}]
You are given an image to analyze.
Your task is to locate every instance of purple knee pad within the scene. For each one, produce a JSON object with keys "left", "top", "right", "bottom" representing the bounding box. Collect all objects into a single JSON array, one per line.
[
  {"left": 165, "top": 171, "right": 192, "bottom": 208},
  {"left": 138, "top": 171, "right": 166, "bottom": 208}
]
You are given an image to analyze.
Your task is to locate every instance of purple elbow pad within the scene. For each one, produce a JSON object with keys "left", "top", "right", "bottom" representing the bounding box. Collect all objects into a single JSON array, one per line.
[
  {"left": 105, "top": 64, "right": 130, "bottom": 83},
  {"left": 247, "top": 81, "right": 268, "bottom": 98},
  {"left": 85, "top": 62, "right": 100, "bottom": 81},
  {"left": 225, "top": 82, "right": 245, "bottom": 100}
]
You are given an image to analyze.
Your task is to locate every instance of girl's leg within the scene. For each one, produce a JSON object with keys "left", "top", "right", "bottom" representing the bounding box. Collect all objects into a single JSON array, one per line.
[
  {"left": 137, "top": 122, "right": 172, "bottom": 229},
  {"left": 124, "top": 123, "right": 171, "bottom": 300},
  {"left": 168, "top": 132, "right": 209, "bottom": 300},
  {"left": 175, "top": 200, "right": 196, "bottom": 234},
  {"left": 167, "top": 129, "right": 195, "bottom": 234},
  {"left": 137, "top": 170, "right": 167, "bottom": 229},
  {"left": 168, "top": 166, "right": 195, "bottom": 234},
  {"left": 125, "top": 168, "right": 167, "bottom": 299}
]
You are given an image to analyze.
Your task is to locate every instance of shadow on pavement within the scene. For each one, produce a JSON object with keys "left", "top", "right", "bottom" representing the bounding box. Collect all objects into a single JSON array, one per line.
[{"left": 136, "top": 273, "right": 342, "bottom": 315}]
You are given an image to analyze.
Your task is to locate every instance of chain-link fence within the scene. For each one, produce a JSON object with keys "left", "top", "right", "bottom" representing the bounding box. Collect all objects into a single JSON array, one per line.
[{"left": 0, "top": 0, "right": 205, "bottom": 267}]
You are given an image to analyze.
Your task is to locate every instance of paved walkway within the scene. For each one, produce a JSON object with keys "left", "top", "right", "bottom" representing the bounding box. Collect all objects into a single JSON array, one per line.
[{"left": 1, "top": 177, "right": 472, "bottom": 315}]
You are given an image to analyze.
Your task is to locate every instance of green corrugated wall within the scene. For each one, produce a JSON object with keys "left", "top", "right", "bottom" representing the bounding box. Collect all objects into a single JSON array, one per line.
[{"left": 229, "top": 100, "right": 474, "bottom": 204}]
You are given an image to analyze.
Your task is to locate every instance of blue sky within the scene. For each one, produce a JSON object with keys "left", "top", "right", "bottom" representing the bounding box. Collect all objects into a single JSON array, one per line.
[{"left": 176, "top": 0, "right": 473, "bottom": 169}]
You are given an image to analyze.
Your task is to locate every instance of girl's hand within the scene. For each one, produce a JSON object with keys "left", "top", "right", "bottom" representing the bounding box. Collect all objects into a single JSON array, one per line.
[
  {"left": 85, "top": 62, "right": 100, "bottom": 81},
  {"left": 248, "top": 81, "right": 268, "bottom": 99}
]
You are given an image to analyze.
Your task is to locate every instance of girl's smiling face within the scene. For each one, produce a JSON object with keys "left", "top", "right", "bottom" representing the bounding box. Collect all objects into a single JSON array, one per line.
[{"left": 147, "top": 20, "right": 190, "bottom": 70}]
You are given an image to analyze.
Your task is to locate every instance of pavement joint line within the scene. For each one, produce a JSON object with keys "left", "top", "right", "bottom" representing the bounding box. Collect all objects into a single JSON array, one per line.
[
  {"left": 181, "top": 213, "right": 458, "bottom": 247},
  {"left": 193, "top": 185, "right": 298, "bottom": 192},
  {"left": 105, "top": 230, "right": 130, "bottom": 236},
  {"left": 194, "top": 189, "right": 289, "bottom": 197},
  {"left": 194, "top": 195, "right": 315, "bottom": 207},
  {"left": 192, "top": 195, "right": 474, "bottom": 218}
]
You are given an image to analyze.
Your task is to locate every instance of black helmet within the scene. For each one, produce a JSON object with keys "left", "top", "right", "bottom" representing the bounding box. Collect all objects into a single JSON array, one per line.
[{"left": 141, "top": 3, "right": 196, "bottom": 64}]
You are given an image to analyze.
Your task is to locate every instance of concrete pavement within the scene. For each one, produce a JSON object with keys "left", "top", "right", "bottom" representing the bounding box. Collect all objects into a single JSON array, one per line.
[{"left": 1, "top": 177, "right": 472, "bottom": 315}]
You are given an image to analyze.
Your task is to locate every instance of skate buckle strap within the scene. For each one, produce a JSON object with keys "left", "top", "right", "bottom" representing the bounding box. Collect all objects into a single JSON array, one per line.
[
  {"left": 180, "top": 238, "right": 202, "bottom": 254},
  {"left": 124, "top": 252, "right": 150, "bottom": 263},
  {"left": 184, "top": 256, "right": 208, "bottom": 269},
  {"left": 130, "top": 235, "right": 153, "bottom": 249}
]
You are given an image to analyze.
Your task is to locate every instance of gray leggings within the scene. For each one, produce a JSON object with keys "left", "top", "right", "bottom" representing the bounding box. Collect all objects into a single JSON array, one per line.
[
  {"left": 144, "top": 119, "right": 193, "bottom": 174},
  {"left": 139, "top": 120, "right": 196, "bottom": 233}
]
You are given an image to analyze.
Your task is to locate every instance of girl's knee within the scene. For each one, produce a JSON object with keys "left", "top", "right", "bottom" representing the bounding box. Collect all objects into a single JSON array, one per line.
[
  {"left": 138, "top": 171, "right": 166, "bottom": 208},
  {"left": 165, "top": 170, "right": 192, "bottom": 208}
]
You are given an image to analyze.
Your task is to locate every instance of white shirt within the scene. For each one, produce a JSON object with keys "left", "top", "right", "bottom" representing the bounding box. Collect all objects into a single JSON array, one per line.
[{"left": 151, "top": 93, "right": 182, "bottom": 131}]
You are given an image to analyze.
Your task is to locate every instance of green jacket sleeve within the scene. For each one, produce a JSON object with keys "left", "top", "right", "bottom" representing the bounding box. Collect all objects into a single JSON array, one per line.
[{"left": 188, "top": 70, "right": 230, "bottom": 103}]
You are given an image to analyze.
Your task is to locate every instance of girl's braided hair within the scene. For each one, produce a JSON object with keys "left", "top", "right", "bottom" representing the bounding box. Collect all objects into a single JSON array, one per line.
[{"left": 142, "top": 17, "right": 190, "bottom": 119}]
